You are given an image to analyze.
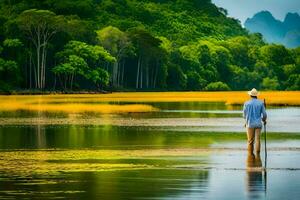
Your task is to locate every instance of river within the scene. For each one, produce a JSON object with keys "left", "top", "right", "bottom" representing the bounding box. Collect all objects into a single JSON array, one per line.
[{"left": 0, "top": 94, "right": 299, "bottom": 199}]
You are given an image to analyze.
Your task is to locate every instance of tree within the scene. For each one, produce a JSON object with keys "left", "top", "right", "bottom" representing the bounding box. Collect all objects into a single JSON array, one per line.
[
  {"left": 96, "top": 26, "right": 132, "bottom": 87},
  {"left": 129, "top": 28, "right": 165, "bottom": 89},
  {"left": 2, "top": 38, "right": 23, "bottom": 69},
  {"left": 260, "top": 44, "right": 294, "bottom": 66},
  {"left": 57, "top": 41, "right": 115, "bottom": 65},
  {"left": 261, "top": 77, "right": 280, "bottom": 91},
  {"left": 186, "top": 71, "right": 207, "bottom": 91},
  {"left": 285, "top": 75, "right": 300, "bottom": 90},
  {"left": 52, "top": 55, "right": 88, "bottom": 90},
  {"left": 17, "top": 9, "right": 67, "bottom": 89},
  {"left": 259, "top": 44, "right": 294, "bottom": 82},
  {"left": 45, "top": 0, "right": 95, "bottom": 18},
  {"left": 204, "top": 82, "right": 231, "bottom": 91},
  {"left": 3, "top": 39, "right": 23, "bottom": 48},
  {"left": 167, "top": 63, "right": 187, "bottom": 90},
  {"left": 0, "top": 57, "right": 19, "bottom": 91},
  {"left": 211, "top": 46, "right": 231, "bottom": 82},
  {"left": 54, "top": 40, "right": 115, "bottom": 90},
  {"left": 223, "top": 36, "right": 255, "bottom": 68},
  {"left": 86, "top": 68, "right": 110, "bottom": 90}
]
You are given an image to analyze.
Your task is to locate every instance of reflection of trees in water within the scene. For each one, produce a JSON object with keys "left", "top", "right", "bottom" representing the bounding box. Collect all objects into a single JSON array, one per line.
[
  {"left": 70, "top": 169, "right": 210, "bottom": 199},
  {"left": 0, "top": 123, "right": 212, "bottom": 199},
  {"left": 246, "top": 153, "right": 266, "bottom": 199},
  {"left": 0, "top": 125, "right": 249, "bottom": 149},
  {"left": 0, "top": 169, "right": 210, "bottom": 199},
  {"left": 34, "top": 124, "right": 46, "bottom": 148},
  {"left": 132, "top": 101, "right": 240, "bottom": 118},
  {"left": 34, "top": 110, "right": 46, "bottom": 148}
]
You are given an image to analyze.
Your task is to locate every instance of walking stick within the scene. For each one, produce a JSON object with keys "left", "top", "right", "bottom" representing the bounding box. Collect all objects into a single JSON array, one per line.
[
  {"left": 263, "top": 99, "right": 267, "bottom": 193},
  {"left": 263, "top": 99, "right": 267, "bottom": 169}
]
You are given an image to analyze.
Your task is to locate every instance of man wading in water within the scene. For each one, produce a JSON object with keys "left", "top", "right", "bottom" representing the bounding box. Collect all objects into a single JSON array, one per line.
[{"left": 243, "top": 88, "right": 267, "bottom": 155}]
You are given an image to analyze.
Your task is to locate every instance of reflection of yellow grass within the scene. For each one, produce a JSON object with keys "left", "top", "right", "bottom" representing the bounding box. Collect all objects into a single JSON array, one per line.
[
  {"left": 0, "top": 91, "right": 299, "bottom": 114},
  {"left": 0, "top": 149, "right": 209, "bottom": 174}
]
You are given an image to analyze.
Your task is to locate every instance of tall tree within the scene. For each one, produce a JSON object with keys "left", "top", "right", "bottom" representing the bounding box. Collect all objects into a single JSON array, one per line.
[
  {"left": 54, "top": 40, "right": 115, "bottom": 90},
  {"left": 52, "top": 55, "right": 88, "bottom": 90},
  {"left": 17, "top": 9, "right": 66, "bottom": 89},
  {"left": 96, "top": 26, "right": 132, "bottom": 87},
  {"left": 129, "top": 28, "right": 164, "bottom": 89}
]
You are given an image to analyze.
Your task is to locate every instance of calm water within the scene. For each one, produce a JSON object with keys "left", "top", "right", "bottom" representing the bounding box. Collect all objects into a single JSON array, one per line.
[{"left": 0, "top": 98, "right": 299, "bottom": 200}]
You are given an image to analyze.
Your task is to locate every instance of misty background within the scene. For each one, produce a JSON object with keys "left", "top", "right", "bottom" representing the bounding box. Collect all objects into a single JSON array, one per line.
[{"left": 212, "top": 0, "right": 300, "bottom": 24}]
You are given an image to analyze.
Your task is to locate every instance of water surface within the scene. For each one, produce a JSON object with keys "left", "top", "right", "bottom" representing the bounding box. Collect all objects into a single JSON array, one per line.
[{"left": 0, "top": 95, "right": 299, "bottom": 200}]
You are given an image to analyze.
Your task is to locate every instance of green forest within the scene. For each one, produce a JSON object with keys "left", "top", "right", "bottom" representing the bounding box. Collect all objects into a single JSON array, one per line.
[{"left": 0, "top": 0, "right": 299, "bottom": 92}]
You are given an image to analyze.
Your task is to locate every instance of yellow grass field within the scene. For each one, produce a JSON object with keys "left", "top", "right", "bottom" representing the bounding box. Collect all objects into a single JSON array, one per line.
[{"left": 0, "top": 91, "right": 299, "bottom": 113}]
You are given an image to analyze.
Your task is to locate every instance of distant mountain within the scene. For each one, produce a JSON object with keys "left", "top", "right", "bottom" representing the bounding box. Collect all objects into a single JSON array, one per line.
[{"left": 245, "top": 11, "right": 300, "bottom": 48}]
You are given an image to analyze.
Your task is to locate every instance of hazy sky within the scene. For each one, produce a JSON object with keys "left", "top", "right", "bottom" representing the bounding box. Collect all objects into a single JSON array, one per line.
[{"left": 212, "top": 0, "right": 300, "bottom": 24}]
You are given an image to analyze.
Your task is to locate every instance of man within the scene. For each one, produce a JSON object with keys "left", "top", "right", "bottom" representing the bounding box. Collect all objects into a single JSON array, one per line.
[{"left": 243, "top": 88, "right": 267, "bottom": 155}]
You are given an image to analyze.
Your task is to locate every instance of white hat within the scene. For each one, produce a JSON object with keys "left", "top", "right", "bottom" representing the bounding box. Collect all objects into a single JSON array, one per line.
[{"left": 247, "top": 88, "right": 259, "bottom": 96}]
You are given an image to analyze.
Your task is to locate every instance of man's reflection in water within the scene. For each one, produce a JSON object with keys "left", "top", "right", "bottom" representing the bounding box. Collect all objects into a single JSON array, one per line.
[{"left": 246, "top": 152, "right": 266, "bottom": 198}]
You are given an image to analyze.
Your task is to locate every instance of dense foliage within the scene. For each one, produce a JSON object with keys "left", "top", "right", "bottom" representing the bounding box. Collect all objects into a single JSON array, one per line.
[{"left": 0, "top": 0, "right": 299, "bottom": 92}]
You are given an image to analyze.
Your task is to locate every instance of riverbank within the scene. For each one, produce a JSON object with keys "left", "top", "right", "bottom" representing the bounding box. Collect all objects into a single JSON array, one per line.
[{"left": 0, "top": 90, "right": 112, "bottom": 95}]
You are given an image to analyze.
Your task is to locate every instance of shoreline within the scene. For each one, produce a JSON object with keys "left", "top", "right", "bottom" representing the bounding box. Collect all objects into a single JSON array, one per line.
[
  {"left": 1, "top": 90, "right": 300, "bottom": 94},
  {"left": 0, "top": 90, "right": 113, "bottom": 95}
]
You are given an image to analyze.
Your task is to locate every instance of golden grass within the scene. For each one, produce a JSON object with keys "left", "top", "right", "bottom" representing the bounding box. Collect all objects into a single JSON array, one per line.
[
  {"left": 0, "top": 91, "right": 299, "bottom": 112},
  {"left": 0, "top": 102, "right": 157, "bottom": 114},
  {"left": 0, "top": 95, "right": 158, "bottom": 113},
  {"left": 101, "top": 91, "right": 300, "bottom": 105},
  {"left": 223, "top": 91, "right": 300, "bottom": 106}
]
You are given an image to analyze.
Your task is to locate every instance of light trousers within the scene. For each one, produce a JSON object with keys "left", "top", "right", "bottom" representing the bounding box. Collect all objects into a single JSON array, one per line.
[{"left": 247, "top": 128, "right": 261, "bottom": 153}]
